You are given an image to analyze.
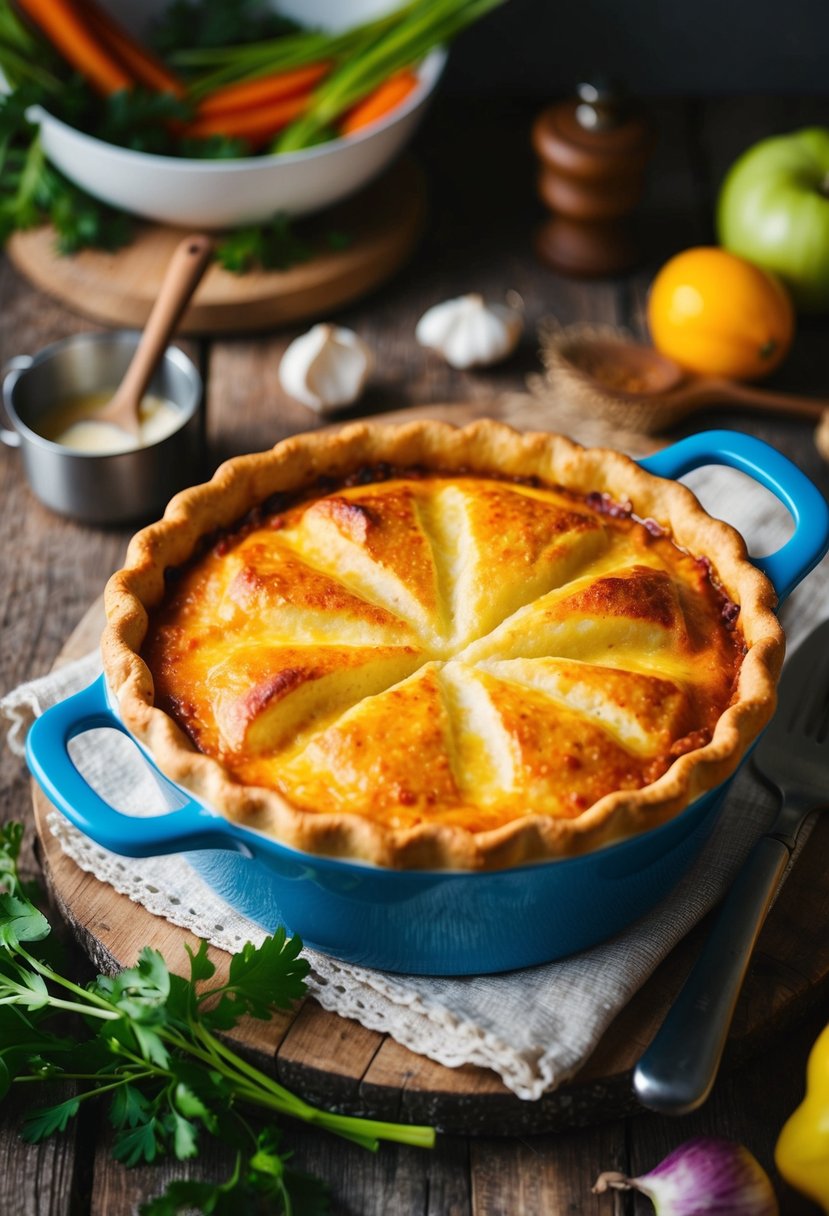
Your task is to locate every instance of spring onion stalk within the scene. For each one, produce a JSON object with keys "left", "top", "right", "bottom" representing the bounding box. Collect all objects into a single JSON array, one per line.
[
  {"left": 275, "top": 0, "right": 505, "bottom": 152},
  {"left": 593, "top": 1138, "right": 779, "bottom": 1216},
  {"left": 0, "top": 0, "right": 61, "bottom": 90},
  {"left": 176, "top": 8, "right": 409, "bottom": 96}
]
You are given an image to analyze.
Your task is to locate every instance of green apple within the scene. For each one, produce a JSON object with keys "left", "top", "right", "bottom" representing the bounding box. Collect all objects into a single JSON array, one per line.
[{"left": 717, "top": 127, "right": 829, "bottom": 313}]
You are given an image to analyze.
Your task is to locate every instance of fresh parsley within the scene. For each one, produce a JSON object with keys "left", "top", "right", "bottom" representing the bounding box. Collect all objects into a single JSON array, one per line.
[
  {"left": 0, "top": 3, "right": 350, "bottom": 266},
  {"left": 0, "top": 87, "right": 136, "bottom": 253},
  {"left": 215, "top": 215, "right": 312, "bottom": 274},
  {"left": 0, "top": 823, "right": 434, "bottom": 1214},
  {"left": 0, "top": 87, "right": 349, "bottom": 266},
  {"left": 215, "top": 216, "right": 353, "bottom": 274},
  {"left": 152, "top": 0, "right": 301, "bottom": 57}
]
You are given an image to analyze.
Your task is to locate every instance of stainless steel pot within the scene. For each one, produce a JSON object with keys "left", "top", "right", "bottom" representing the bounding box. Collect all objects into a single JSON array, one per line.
[{"left": 1, "top": 331, "right": 203, "bottom": 525}]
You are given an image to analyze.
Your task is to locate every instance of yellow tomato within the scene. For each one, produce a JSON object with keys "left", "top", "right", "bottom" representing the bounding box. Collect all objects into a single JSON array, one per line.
[{"left": 647, "top": 247, "right": 795, "bottom": 381}]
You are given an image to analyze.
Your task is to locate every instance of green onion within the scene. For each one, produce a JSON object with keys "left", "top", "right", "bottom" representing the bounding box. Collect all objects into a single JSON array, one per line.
[{"left": 275, "top": 0, "right": 505, "bottom": 153}]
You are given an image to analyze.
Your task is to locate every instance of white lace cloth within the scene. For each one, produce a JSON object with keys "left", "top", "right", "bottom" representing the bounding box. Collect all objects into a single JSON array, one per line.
[{"left": 3, "top": 466, "right": 827, "bottom": 1101}]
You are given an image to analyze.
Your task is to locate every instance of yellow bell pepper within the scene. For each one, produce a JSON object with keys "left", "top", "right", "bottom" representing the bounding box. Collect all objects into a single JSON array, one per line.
[{"left": 776, "top": 1022, "right": 829, "bottom": 1212}]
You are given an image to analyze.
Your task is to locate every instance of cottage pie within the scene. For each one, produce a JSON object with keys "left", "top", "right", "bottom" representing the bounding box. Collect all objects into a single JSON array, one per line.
[{"left": 103, "top": 421, "right": 783, "bottom": 870}]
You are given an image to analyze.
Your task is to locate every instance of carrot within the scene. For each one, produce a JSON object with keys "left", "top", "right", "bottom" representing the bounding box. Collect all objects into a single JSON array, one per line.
[
  {"left": 197, "top": 61, "right": 331, "bottom": 118},
  {"left": 181, "top": 91, "right": 311, "bottom": 148},
  {"left": 340, "top": 69, "right": 419, "bottom": 137},
  {"left": 73, "top": 0, "right": 185, "bottom": 97},
  {"left": 15, "top": 0, "right": 132, "bottom": 94}
]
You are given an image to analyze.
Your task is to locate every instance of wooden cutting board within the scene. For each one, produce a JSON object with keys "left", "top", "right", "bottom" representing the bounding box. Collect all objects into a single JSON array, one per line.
[
  {"left": 8, "top": 158, "right": 425, "bottom": 335},
  {"left": 31, "top": 594, "right": 829, "bottom": 1136}
]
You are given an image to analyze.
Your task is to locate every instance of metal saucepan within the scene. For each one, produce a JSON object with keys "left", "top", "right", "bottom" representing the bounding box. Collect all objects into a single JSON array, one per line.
[{"left": 1, "top": 331, "right": 203, "bottom": 525}]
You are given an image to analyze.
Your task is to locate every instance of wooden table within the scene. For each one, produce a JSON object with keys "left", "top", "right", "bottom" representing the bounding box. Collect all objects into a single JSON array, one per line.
[{"left": 2, "top": 94, "right": 829, "bottom": 1215}]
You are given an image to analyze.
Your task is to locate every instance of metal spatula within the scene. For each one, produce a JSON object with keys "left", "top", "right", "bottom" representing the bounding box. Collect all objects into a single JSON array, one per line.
[{"left": 634, "top": 617, "right": 829, "bottom": 1116}]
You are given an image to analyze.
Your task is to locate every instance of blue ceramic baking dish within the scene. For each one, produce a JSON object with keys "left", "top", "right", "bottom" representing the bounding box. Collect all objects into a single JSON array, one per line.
[{"left": 26, "top": 431, "right": 829, "bottom": 975}]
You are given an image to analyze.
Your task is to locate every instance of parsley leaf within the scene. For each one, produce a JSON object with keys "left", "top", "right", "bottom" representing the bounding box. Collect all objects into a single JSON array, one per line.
[
  {"left": 173, "top": 1081, "right": 217, "bottom": 1132},
  {"left": 214, "top": 214, "right": 353, "bottom": 275},
  {"left": 21, "top": 1096, "right": 80, "bottom": 1142},
  {"left": 140, "top": 1137, "right": 330, "bottom": 1216},
  {"left": 0, "top": 893, "right": 50, "bottom": 948},
  {"left": 44, "top": 171, "right": 134, "bottom": 255},
  {"left": 140, "top": 1174, "right": 238, "bottom": 1216},
  {"left": 113, "top": 1119, "right": 161, "bottom": 1167},
  {"left": 0, "top": 822, "right": 24, "bottom": 894},
  {"left": 215, "top": 215, "right": 312, "bottom": 274},
  {"left": 165, "top": 1109, "right": 199, "bottom": 1160},
  {"left": 201, "top": 927, "right": 309, "bottom": 1028},
  {"left": 110, "top": 948, "right": 172, "bottom": 1013},
  {"left": 110, "top": 1082, "right": 154, "bottom": 1130},
  {"left": 152, "top": 0, "right": 301, "bottom": 56},
  {"left": 0, "top": 963, "right": 49, "bottom": 1009},
  {"left": 0, "top": 88, "right": 135, "bottom": 255},
  {"left": 186, "top": 940, "right": 216, "bottom": 984},
  {"left": 95, "top": 89, "right": 190, "bottom": 154},
  {"left": 95, "top": 949, "right": 172, "bottom": 1067}
]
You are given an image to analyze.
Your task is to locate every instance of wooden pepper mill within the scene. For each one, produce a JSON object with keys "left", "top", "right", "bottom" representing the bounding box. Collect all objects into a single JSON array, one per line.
[{"left": 532, "top": 79, "right": 653, "bottom": 277}]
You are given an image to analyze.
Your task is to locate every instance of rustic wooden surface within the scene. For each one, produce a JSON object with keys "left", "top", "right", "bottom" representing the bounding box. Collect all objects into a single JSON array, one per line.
[
  {"left": 2, "top": 94, "right": 829, "bottom": 1214},
  {"left": 7, "top": 158, "right": 425, "bottom": 335}
]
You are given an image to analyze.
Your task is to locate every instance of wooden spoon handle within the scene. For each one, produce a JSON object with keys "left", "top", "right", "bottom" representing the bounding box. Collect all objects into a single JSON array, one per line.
[
  {"left": 679, "top": 377, "right": 829, "bottom": 420},
  {"left": 115, "top": 234, "right": 213, "bottom": 412}
]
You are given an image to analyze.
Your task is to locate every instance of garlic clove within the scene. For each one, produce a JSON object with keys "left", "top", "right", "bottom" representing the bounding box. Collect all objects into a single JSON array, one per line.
[
  {"left": 415, "top": 293, "right": 523, "bottom": 369},
  {"left": 593, "top": 1138, "right": 779, "bottom": 1216},
  {"left": 279, "top": 323, "right": 372, "bottom": 413}
]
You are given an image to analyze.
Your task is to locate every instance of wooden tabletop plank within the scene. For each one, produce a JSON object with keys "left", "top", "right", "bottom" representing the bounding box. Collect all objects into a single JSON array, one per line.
[
  {"left": 274, "top": 1001, "right": 387, "bottom": 1109},
  {"left": 89, "top": 1130, "right": 236, "bottom": 1216},
  {"left": 285, "top": 1124, "right": 473, "bottom": 1216},
  {"left": 0, "top": 1089, "right": 85, "bottom": 1216},
  {"left": 469, "top": 1121, "right": 628, "bottom": 1215}
]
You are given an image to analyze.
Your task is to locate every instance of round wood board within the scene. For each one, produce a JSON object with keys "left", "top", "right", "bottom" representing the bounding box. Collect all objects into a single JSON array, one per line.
[
  {"left": 8, "top": 158, "right": 425, "bottom": 335},
  {"left": 32, "top": 601, "right": 829, "bottom": 1136}
]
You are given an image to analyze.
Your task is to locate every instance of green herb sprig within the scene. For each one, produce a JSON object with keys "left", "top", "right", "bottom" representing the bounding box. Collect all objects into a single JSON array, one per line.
[
  {"left": 151, "top": 0, "right": 302, "bottom": 59},
  {"left": 0, "top": 823, "right": 434, "bottom": 1214}
]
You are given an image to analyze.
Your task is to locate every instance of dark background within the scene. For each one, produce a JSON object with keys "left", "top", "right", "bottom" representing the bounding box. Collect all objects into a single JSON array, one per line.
[
  {"left": 123, "top": 0, "right": 829, "bottom": 98},
  {"left": 443, "top": 0, "right": 827, "bottom": 96}
]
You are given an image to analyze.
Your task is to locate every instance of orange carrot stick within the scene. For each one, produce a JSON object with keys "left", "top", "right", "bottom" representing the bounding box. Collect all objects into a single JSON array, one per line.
[
  {"left": 15, "top": 0, "right": 132, "bottom": 94},
  {"left": 181, "top": 91, "right": 310, "bottom": 148},
  {"left": 73, "top": 0, "right": 184, "bottom": 96},
  {"left": 340, "top": 69, "right": 419, "bottom": 137},
  {"left": 197, "top": 61, "right": 331, "bottom": 118}
]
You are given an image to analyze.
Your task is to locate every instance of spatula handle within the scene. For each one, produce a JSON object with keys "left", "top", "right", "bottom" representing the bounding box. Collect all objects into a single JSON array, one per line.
[
  {"left": 633, "top": 833, "right": 790, "bottom": 1116},
  {"left": 117, "top": 234, "right": 213, "bottom": 409}
]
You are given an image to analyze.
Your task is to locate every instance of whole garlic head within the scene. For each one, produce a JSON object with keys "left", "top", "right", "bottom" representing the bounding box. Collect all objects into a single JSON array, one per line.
[
  {"left": 416, "top": 294, "right": 523, "bottom": 369},
  {"left": 279, "top": 323, "right": 372, "bottom": 413}
]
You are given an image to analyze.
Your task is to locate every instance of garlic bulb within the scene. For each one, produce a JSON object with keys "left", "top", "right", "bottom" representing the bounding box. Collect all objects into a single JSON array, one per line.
[
  {"left": 415, "top": 293, "right": 523, "bottom": 369},
  {"left": 279, "top": 323, "right": 372, "bottom": 413}
]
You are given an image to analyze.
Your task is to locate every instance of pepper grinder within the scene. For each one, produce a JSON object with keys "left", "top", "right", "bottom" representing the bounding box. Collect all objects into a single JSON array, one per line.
[{"left": 532, "top": 79, "right": 653, "bottom": 278}]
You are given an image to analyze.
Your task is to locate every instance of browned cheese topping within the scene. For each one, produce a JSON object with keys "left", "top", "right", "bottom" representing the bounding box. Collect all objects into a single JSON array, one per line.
[{"left": 143, "top": 474, "right": 744, "bottom": 831}]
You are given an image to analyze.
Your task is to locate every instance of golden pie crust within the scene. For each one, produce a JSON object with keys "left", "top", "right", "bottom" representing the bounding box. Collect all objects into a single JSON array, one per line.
[{"left": 103, "top": 421, "right": 783, "bottom": 871}]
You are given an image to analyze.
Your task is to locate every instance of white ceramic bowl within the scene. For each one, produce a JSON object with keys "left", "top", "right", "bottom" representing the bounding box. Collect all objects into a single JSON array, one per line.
[{"left": 29, "top": 47, "right": 445, "bottom": 228}]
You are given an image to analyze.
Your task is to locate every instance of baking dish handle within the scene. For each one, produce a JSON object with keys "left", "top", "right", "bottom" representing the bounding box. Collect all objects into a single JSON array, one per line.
[
  {"left": 26, "top": 675, "right": 239, "bottom": 858},
  {"left": 638, "top": 429, "right": 829, "bottom": 602}
]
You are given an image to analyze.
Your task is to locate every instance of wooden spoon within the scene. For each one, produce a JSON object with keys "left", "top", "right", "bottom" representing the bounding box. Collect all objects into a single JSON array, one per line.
[
  {"left": 89, "top": 234, "right": 213, "bottom": 438},
  {"left": 543, "top": 329, "right": 829, "bottom": 434}
]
